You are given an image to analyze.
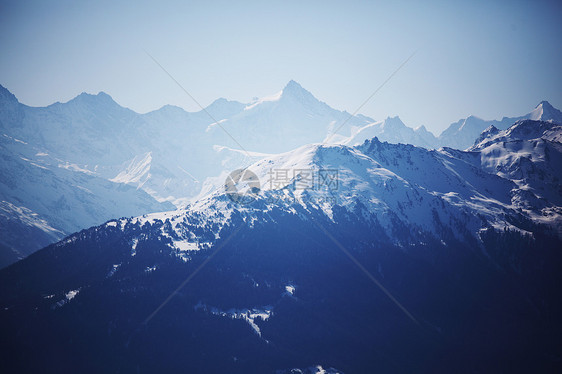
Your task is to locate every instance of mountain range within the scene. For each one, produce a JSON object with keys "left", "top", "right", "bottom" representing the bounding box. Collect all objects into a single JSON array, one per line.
[
  {"left": 1, "top": 110, "right": 561, "bottom": 372},
  {"left": 2, "top": 82, "right": 561, "bottom": 269},
  {"left": 439, "top": 100, "right": 562, "bottom": 150}
]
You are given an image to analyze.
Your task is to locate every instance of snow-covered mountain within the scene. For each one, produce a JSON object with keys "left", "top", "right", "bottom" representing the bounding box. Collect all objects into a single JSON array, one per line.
[
  {"left": 468, "top": 119, "right": 562, "bottom": 232},
  {"left": 439, "top": 101, "right": 562, "bottom": 150},
  {"left": 2, "top": 81, "right": 561, "bottom": 269},
  {"left": 0, "top": 82, "right": 374, "bottom": 267},
  {"left": 0, "top": 131, "right": 174, "bottom": 267},
  {"left": 340, "top": 116, "right": 439, "bottom": 149},
  {"left": 203, "top": 80, "right": 373, "bottom": 153},
  {"left": 1, "top": 118, "right": 560, "bottom": 372},
  {"left": 0, "top": 81, "right": 377, "bottom": 199},
  {"left": 85, "top": 118, "right": 562, "bottom": 255},
  {"left": 331, "top": 101, "right": 562, "bottom": 151}
]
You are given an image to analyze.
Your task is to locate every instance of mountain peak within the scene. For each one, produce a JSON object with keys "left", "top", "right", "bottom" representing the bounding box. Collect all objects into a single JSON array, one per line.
[
  {"left": 470, "top": 119, "right": 562, "bottom": 151},
  {"left": 383, "top": 116, "right": 406, "bottom": 128},
  {"left": 207, "top": 97, "right": 243, "bottom": 108},
  {"left": 472, "top": 125, "right": 500, "bottom": 147},
  {"left": 205, "top": 97, "right": 245, "bottom": 118},
  {"left": 242, "top": 80, "right": 322, "bottom": 112},
  {"left": 529, "top": 100, "right": 562, "bottom": 122},
  {"left": 281, "top": 80, "right": 316, "bottom": 101},
  {"left": 0, "top": 84, "right": 19, "bottom": 104},
  {"left": 536, "top": 100, "right": 553, "bottom": 109},
  {"left": 42, "top": 90, "right": 131, "bottom": 116},
  {"left": 77, "top": 91, "right": 107, "bottom": 98},
  {"left": 70, "top": 91, "right": 116, "bottom": 105},
  {"left": 283, "top": 79, "right": 303, "bottom": 91}
]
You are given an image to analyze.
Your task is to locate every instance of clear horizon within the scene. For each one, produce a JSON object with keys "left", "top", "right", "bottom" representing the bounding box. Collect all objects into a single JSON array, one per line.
[{"left": 1, "top": 0, "right": 561, "bottom": 134}]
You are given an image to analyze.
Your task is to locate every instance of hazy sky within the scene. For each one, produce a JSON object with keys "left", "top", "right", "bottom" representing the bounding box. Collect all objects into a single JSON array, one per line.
[{"left": 1, "top": 0, "right": 561, "bottom": 134}]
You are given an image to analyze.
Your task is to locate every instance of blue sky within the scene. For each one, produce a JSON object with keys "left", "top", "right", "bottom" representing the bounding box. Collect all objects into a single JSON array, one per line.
[{"left": 1, "top": 0, "right": 561, "bottom": 134}]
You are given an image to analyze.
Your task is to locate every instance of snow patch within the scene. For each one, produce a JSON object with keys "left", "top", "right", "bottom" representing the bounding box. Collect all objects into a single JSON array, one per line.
[
  {"left": 52, "top": 289, "right": 80, "bottom": 309},
  {"left": 284, "top": 285, "right": 296, "bottom": 296},
  {"left": 172, "top": 239, "right": 200, "bottom": 252},
  {"left": 145, "top": 265, "right": 157, "bottom": 273},
  {"left": 195, "top": 302, "right": 273, "bottom": 338},
  {"left": 106, "top": 263, "right": 121, "bottom": 278},
  {"left": 206, "top": 118, "right": 227, "bottom": 132},
  {"left": 58, "top": 162, "right": 95, "bottom": 175},
  {"left": 66, "top": 290, "right": 79, "bottom": 300},
  {"left": 244, "top": 90, "right": 283, "bottom": 111},
  {"left": 131, "top": 238, "right": 138, "bottom": 256}
]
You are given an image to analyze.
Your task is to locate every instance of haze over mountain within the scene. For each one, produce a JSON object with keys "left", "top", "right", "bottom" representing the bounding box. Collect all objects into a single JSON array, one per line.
[
  {"left": 1, "top": 82, "right": 561, "bottom": 268},
  {"left": 2, "top": 0, "right": 561, "bottom": 371},
  {"left": 0, "top": 81, "right": 373, "bottom": 267},
  {"left": 341, "top": 116, "right": 439, "bottom": 149},
  {"left": 439, "top": 101, "right": 562, "bottom": 150}
]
